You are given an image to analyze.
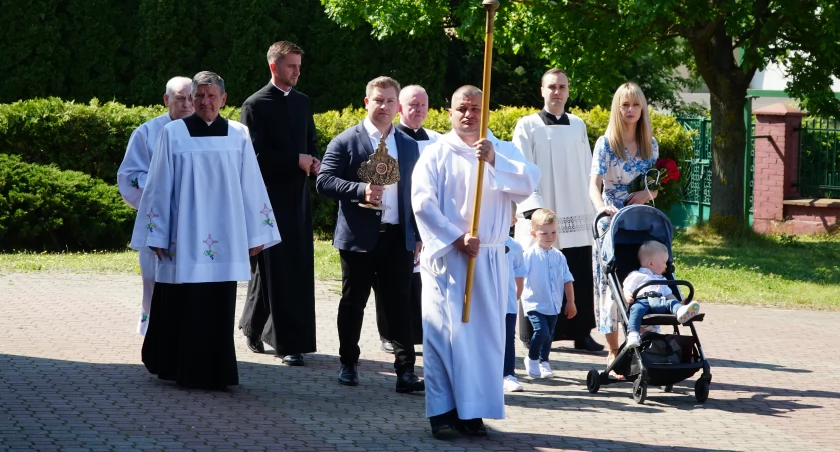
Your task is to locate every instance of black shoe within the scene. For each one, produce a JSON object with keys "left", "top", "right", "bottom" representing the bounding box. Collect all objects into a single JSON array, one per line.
[
  {"left": 246, "top": 337, "right": 264, "bottom": 354},
  {"left": 456, "top": 418, "right": 488, "bottom": 437},
  {"left": 338, "top": 364, "right": 358, "bottom": 386},
  {"left": 431, "top": 424, "right": 460, "bottom": 440},
  {"left": 430, "top": 409, "right": 460, "bottom": 439},
  {"left": 396, "top": 371, "right": 425, "bottom": 393},
  {"left": 574, "top": 335, "right": 605, "bottom": 352},
  {"left": 380, "top": 339, "right": 395, "bottom": 354},
  {"left": 281, "top": 353, "right": 304, "bottom": 366}
]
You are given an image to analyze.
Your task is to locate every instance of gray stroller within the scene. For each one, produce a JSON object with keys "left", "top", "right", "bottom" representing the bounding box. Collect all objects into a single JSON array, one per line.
[{"left": 586, "top": 205, "right": 712, "bottom": 404}]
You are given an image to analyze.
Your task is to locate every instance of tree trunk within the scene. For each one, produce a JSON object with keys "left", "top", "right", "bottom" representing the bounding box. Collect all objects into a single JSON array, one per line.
[
  {"left": 708, "top": 91, "right": 748, "bottom": 223},
  {"left": 686, "top": 20, "right": 757, "bottom": 227}
]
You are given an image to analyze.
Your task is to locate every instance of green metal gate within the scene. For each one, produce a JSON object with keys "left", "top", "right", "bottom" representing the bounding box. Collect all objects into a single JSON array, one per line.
[{"left": 673, "top": 117, "right": 712, "bottom": 227}]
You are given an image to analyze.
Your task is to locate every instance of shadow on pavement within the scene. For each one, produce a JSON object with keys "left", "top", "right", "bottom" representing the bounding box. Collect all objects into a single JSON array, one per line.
[{"left": 0, "top": 353, "right": 738, "bottom": 450}]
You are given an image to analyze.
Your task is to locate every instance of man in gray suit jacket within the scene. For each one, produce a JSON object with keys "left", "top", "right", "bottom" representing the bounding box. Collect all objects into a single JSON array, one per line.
[{"left": 316, "top": 76, "right": 424, "bottom": 394}]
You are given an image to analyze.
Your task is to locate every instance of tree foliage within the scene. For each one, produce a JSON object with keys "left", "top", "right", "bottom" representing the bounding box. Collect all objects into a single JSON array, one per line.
[{"left": 321, "top": 0, "right": 840, "bottom": 224}]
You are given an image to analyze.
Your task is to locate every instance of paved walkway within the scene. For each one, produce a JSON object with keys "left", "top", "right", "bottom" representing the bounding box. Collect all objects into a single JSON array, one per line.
[{"left": 0, "top": 272, "right": 838, "bottom": 451}]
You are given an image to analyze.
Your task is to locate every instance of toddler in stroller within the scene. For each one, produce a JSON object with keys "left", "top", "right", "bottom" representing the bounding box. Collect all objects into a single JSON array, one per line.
[
  {"left": 623, "top": 240, "right": 701, "bottom": 348},
  {"left": 586, "top": 205, "right": 711, "bottom": 404}
]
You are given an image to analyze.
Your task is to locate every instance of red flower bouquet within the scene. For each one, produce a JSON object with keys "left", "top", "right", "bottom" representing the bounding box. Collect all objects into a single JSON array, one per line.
[{"left": 629, "top": 158, "right": 681, "bottom": 194}]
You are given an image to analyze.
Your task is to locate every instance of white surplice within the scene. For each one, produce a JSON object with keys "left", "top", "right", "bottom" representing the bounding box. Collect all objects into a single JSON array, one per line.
[
  {"left": 130, "top": 118, "right": 281, "bottom": 284},
  {"left": 117, "top": 113, "right": 172, "bottom": 335},
  {"left": 512, "top": 112, "right": 596, "bottom": 249},
  {"left": 411, "top": 130, "right": 540, "bottom": 420}
]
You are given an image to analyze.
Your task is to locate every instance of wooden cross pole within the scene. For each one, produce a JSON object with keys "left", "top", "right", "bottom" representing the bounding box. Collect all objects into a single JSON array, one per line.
[{"left": 462, "top": 0, "right": 500, "bottom": 323}]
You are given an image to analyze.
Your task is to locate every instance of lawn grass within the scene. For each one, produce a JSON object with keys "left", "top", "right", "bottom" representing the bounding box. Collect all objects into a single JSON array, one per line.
[
  {"left": 2, "top": 229, "right": 838, "bottom": 311},
  {"left": 672, "top": 225, "right": 840, "bottom": 311},
  {"left": 0, "top": 242, "right": 343, "bottom": 282}
]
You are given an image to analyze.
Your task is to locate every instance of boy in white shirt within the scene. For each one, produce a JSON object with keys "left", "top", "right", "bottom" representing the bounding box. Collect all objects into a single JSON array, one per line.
[
  {"left": 623, "top": 240, "right": 701, "bottom": 348},
  {"left": 503, "top": 206, "right": 527, "bottom": 392},
  {"left": 521, "top": 209, "right": 577, "bottom": 379}
]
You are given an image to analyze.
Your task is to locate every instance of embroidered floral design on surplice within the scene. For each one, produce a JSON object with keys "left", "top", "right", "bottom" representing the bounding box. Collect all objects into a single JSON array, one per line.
[
  {"left": 260, "top": 203, "right": 276, "bottom": 228},
  {"left": 162, "top": 241, "right": 176, "bottom": 261},
  {"left": 203, "top": 234, "right": 219, "bottom": 260},
  {"left": 145, "top": 208, "right": 160, "bottom": 233}
]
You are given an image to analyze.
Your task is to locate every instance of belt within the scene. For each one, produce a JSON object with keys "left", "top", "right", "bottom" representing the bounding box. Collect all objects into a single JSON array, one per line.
[{"left": 379, "top": 222, "right": 398, "bottom": 232}]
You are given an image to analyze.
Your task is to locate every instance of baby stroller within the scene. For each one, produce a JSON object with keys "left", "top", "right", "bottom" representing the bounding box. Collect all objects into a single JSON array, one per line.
[{"left": 585, "top": 205, "right": 712, "bottom": 404}]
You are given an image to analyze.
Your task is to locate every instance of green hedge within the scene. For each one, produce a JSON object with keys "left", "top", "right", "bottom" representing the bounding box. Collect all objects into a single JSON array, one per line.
[
  {"left": 0, "top": 99, "right": 693, "bottom": 249},
  {"left": 0, "top": 154, "right": 136, "bottom": 251}
]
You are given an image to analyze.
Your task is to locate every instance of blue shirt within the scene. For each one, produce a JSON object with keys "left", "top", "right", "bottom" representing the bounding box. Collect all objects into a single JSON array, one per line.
[
  {"left": 521, "top": 245, "right": 574, "bottom": 315},
  {"left": 505, "top": 237, "right": 527, "bottom": 314}
]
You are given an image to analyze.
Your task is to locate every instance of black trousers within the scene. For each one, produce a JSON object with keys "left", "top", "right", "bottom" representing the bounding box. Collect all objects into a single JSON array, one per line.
[
  {"left": 338, "top": 227, "right": 415, "bottom": 373},
  {"left": 240, "top": 255, "right": 268, "bottom": 338},
  {"left": 376, "top": 272, "right": 423, "bottom": 345}
]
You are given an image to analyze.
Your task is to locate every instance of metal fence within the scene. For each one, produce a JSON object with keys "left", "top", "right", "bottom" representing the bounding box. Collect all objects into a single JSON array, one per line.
[
  {"left": 675, "top": 117, "right": 713, "bottom": 224},
  {"left": 798, "top": 118, "right": 840, "bottom": 198}
]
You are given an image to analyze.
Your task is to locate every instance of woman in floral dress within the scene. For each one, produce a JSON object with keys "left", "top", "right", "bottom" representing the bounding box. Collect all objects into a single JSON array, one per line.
[{"left": 588, "top": 82, "right": 659, "bottom": 370}]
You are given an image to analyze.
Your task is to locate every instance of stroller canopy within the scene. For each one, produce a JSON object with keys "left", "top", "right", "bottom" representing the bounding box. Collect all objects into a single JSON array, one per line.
[{"left": 599, "top": 205, "right": 674, "bottom": 267}]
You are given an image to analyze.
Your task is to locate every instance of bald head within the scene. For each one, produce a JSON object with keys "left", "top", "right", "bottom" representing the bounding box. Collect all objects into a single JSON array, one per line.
[
  {"left": 398, "top": 85, "right": 430, "bottom": 130},
  {"left": 451, "top": 85, "right": 482, "bottom": 107},
  {"left": 449, "top": 85, "right": 483, "bottom": 139}
]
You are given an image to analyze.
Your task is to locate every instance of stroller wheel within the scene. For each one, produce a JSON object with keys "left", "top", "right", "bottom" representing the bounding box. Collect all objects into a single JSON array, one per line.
[
  {"left": 662, "top": 384, "right": 673, "bottom": 393},
  {"left": 632, "top": 379, "right": 647, "bottom": 404},
  {"left": 586, "top": 369, "right": 601, "bottom": 394},
  {"left": 695, "top": 378, "right": 710, "bottom": 403}
]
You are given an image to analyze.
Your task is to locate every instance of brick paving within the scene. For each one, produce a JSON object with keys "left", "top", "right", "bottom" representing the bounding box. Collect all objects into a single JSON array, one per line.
[{"left": 0, "top": 272, "right": 838, "bottom": 451}]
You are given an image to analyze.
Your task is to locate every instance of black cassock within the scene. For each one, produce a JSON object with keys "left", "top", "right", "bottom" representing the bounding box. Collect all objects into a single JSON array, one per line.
[
  {"left": 238, "top": 84, "right": 319, "bottom": 356},
  {"left": 517, "top": 111, "right": 596, "bottom": 344}
]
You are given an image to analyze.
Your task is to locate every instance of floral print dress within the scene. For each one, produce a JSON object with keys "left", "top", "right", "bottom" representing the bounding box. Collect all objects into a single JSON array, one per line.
[{"left": 590, "top": 136, "right": 658, "bottom": 334}]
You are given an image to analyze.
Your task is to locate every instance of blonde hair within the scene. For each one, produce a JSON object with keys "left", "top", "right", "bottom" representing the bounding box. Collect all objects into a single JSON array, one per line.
[
  {"left": 638, "top": 240, "right": 668, "bottom": 262},
  {"left": 605, "top": 82, "right": 653, "bottom": 161},
  {"left": 530, "top": 208, "right": 557, "bottom": 229},
  {"left": 365, "top": 76, "right": 401, "bottom": 98}
]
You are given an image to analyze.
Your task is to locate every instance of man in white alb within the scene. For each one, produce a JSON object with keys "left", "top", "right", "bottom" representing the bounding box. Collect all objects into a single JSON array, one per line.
[
  {"left": 512, "top": 68, "right": 602, "bottom": 352},
  {"left": 412, "top": 85, "right": 540, "bottom": 438},
  {"left": 131, "top": 71, "right": 280, "bottom": 389},
  {"left": 117, "top": 76, "right": 193, "bottom": 335}
]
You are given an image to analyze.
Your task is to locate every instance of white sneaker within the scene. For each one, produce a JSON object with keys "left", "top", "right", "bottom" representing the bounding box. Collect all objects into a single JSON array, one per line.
[
  {"left": 626, "top": 331, "right": 641, "bottom": 348},
  {"left": 676, "top": 301, "right": 701, "bottom": 324},
  {"left": 525, "top": 358, "right": 541, "bottom": 378},
  {"left": 503, "top": 375, "right": 524, "bottom": 392},
  {"left": 538, "top": 360, "right": 554, "bottom": 378}
]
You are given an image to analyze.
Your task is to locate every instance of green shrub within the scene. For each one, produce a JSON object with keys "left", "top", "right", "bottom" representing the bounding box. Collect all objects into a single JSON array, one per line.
[
  {"left": 0, "top": 153, "right": 136, "bottom": 251},
  {"left": 0, "top": 97, "right": 164, "bottom": 183},
  {"left": 0, "top": 99, "right": 694, "bottom": 246}
]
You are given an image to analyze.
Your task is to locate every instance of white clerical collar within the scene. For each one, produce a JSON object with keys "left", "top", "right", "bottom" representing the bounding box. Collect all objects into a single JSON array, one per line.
[
  {"left": 399, "top": 119, "right": 421, "bottom": 133},
  {"left": 363, "top": 117, "right": 395, "bottom": 140},
  {"left": 271, "top": 80, "right": 291, "bottom": 96},
  {"left": 543, "top": 107, "right": 564, "bottom": 121}
]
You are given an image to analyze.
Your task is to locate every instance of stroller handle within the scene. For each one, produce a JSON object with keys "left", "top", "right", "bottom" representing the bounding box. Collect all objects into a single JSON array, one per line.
[
  {"left": 592, "top": 211, "right": 611, "bottom": 240},
  {"left": 631, "top": 280, "right": 694, "bottom": 304}
]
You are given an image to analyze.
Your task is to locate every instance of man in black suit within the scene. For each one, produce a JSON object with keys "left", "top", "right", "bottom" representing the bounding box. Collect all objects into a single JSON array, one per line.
[{"left": 316, "top": 76, "right": 424, "bottom": 394}]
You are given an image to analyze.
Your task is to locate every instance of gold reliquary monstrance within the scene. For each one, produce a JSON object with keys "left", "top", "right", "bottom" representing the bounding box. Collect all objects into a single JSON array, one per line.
[{"left": 357, "top": 135, "right": 400, "bottom": 210}]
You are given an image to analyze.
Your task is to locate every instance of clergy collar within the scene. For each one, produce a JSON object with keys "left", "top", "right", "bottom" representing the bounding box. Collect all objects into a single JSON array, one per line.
[
  {"left": 363, "top": 117, "right": 395, "bottom": 140},
  {"left": 539, "top": 108, "right": 570, "bottom": 126},
  {"left": 398, "top": 120, "right": 421, "bottom": 133},
  {"left": 182, "top": 113, "right": 229, "bottom": 137},
  {"left": 270, "top": 80, "right": 291, "bottom": 96}
]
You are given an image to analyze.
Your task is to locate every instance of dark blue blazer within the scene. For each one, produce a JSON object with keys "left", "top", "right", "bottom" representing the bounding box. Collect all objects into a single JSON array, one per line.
[{"left": 315, "top": 122, "right": 420, "bottom": 252}]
